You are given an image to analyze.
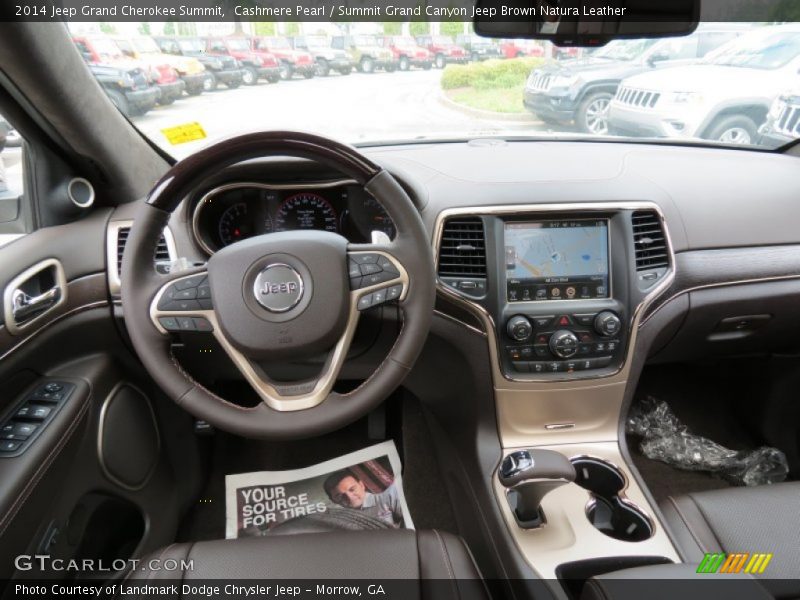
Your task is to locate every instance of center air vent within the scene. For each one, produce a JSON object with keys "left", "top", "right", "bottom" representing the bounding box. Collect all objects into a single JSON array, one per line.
[
  {"left": 438, "top": 217, "right": 487, "bottom": 277},
  {"left": 632, "top": 210, "right": 669, "bottom": 271}
]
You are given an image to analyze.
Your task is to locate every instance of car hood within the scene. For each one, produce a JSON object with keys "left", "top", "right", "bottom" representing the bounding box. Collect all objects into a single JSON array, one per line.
[
  {"left": 622, "top": 64, "right": 787, "bottom": 95},
  {"left": 540, "top": 57, "right": 645, "bottom": 80},
  {"left": 311, "top": 48, "right": 348, "bottom": 60}
]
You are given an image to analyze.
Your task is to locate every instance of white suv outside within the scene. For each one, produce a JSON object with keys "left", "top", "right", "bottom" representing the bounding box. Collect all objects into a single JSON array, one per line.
[{"left": 607, "top": 24, "right": 800, "bottom": 145}]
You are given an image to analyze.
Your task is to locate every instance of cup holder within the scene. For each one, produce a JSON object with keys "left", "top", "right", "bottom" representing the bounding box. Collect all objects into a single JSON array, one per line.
[{"left": 571, "top": 457, "right": 654, "bottom": 542}]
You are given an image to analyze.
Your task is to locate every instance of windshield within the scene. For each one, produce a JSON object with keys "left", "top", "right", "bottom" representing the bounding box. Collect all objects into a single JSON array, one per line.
[
  {"left": 592, "top": 39, "right": 659, "bottom": 61},
  {"left": 304, "top": 36, "right": 328, "bottom": 48},
  {"left": 75, "top": 22, "right": 799, "bottom": 155},
  {"left": 89, "top": 37, "right": 124, "bottom": 60},
  {"left": 226, "top": 38, "right": 251, "bottom": 51},
  {"left": 178, "top": 39, "right": 204, "bottom": 53},
  {"left": 133, "top": 37, "right": 160, "bottom": 54},
  {"left": 706, "top": 30, "right": 800, "bottom": 69},
  {"left": 262, "top": 37, "right": 290, "bottom": 49}
]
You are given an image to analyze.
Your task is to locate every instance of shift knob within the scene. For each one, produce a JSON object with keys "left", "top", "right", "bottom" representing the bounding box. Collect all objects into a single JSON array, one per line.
[{"left": 499, "top": 449, "right": 576, "bottom": 527}]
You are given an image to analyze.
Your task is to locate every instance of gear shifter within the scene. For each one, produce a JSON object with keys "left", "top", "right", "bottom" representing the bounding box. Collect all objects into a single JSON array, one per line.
[{"left": 498, "top": 449, "right": 577, "bottom": 528}]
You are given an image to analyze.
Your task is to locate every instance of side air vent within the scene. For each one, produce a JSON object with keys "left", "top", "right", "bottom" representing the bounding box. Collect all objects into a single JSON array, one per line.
[
  {"left": 438, "top": 217, "right": 487, "bottom": 277},
  {"left": 632, "top": 210, "right": 669, "bottom": 271},
  {"left": 116, "top": 227, "right": 171, "bottom": 274},
  {"left": 108, "top": 222, "right": 175, "bottom": 297}
]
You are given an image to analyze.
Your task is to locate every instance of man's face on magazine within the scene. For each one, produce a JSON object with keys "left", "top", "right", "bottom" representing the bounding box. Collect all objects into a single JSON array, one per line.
[{"left": 334, "top": 476, "right": 367, "bottom": 508}]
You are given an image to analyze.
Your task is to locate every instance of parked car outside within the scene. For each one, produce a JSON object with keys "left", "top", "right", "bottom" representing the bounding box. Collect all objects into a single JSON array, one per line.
[
  {"left": 379, "top": 36, "right": 433, "bottom": 71},
  {"left": 87, "top": 62, "right": 159, "bottom": 117},
  {"left": 73, "top": 34, "right": 184, "bottom": 105},
  {"left": 415, "top": 35, "right": 468, "bottom": 69},
  {"left": 113, "top": 36, "right": 207, "bottom": 96},
  {"left": 759, "top": 88, "right": 800, "bottom": 147},
  {"left": 455, "top": 34, "right": 502, "bottom": 62},
  {"left": 608, "top": 25, "right": 800, "bottom": 145},
  {"left": 251, "top": 37, "right": 315, "bottom": 80},
  {"left": 291, "top": 35, "right": 353, "bottom": 76},
  {"left": 500, "top": 39, "right": 545, "bottom": 59},
  {"left": 524, "top": 25, "right": 747, "bottom": 134},
  {"left": 205, "top": 37, "right": 280, "bottom": 85},
  {"left": 331, "top": 35, "right": 397, "bottom": 73},
  {"left": 154, "top": 36, "right": 243, "bottom": 91}
]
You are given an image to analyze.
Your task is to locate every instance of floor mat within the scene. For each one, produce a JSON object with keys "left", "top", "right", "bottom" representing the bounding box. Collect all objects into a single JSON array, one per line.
[{"left": 176, "top": 394, "right": 458, "bottom": 542}]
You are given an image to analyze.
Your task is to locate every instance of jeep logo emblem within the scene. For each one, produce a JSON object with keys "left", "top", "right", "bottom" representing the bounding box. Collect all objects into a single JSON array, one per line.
[{"left": 253, "top": 264, "right": 304, "bottom": 313}]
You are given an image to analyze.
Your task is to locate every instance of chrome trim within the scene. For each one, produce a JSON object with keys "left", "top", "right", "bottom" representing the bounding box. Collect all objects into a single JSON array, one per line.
[
  {"left": 432, "top": 309, "right": 486, "bottom": 337},
  {"left": 97, "top": 382, "right": 160, "bottom": 492},
  {"left": 190, "top": 179, "right": 359, "bottom": 256},
  {"left": 107, "top": 220, "right": 177, "bottom": 298},
  {"left": 149, "top": 250, "right": 408, "bottom": 412},
  {"left": 252, "top": 263, "right": 304, "bottom": 313},
  {"left": 67, "top": 177, "right": 95, "bottom": 209},
  {"left": 431, "top": 202, "right": 676, "bottom": 384},
  {"left": 2, "top": 258, "right": 67, "bottom": 336}
]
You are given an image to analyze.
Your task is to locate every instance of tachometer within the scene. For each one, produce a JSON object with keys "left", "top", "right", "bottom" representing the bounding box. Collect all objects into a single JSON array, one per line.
[
  {"left": 218, "top": 202, "right": 254, "bottom": 247},
  {"left": 362, "top": 197, "right": 395, "bottom": 239},
  {"left": 274, "top": 193, "right": 338, "bottom": 232}
]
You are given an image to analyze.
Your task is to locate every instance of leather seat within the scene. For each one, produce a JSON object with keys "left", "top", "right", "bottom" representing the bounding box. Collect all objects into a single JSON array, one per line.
[
  {"left": 129, "top": 529, "right": 489, "bottom": 600},
  {"left": 661, "top": 483, "right": 800, "bottom": 598}
]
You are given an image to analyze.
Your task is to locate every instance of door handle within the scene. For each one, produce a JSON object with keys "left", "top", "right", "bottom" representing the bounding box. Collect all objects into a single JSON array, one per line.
[{"left": 11, "top": 287, "right": 60, "bottom": 322}]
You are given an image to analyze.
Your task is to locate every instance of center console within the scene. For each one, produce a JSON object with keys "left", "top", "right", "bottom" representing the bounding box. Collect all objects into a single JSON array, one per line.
[{"left": 434, "top": 202, "right": 678, "bottom": 587}]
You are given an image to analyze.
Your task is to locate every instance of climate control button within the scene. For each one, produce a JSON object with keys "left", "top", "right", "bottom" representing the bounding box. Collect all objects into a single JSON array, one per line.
[
  {"left": 506, "top": 315, "right": 533, "bottom": 342},
  {"left": 549, "top": 330, "right": 579, "bottom": 359},
  {"left": 594, "top": 311, "right": 622, "bottom": 337}
]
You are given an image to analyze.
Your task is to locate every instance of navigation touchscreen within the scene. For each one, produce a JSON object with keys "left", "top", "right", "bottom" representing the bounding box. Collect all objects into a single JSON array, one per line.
[{"left": 505, "top": 220, "right": 609, "bottom": 302}]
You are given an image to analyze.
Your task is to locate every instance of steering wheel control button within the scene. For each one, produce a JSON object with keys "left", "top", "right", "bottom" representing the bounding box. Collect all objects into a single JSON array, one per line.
[
  {"left": 359, "top": 263, "right": 382, "bottom": 276},
  {"left": 351, "top": 253, "right": 380, "bottom": 265},
  {"left": 172, "top": 288, "right": 198, "bottom": 301},
  {"left": 253, "top": 263, "right": 304, "bottom": 313},
  {"left": 348, "top": 260, "right": 361, "bottom": 278},
  {"left": 174, "top": 274, "right": 207, "bottom": 290},
  {"left": 357, "top": 294, "right": 374, "bottom": 311},
  {"left": 377, "top": 256, "right": 399, "bottom": 274},
  {"left": 159, "top": 317, "right": 180, "bottom": 331},
  {"left": 386, "top": 285, "right": 402, "bottom": 300},
  {"left": 193, "top": 318, "right": 214, "bottom": 332}
]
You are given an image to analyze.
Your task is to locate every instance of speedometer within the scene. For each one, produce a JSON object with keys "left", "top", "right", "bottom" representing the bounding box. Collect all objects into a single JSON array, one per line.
[{"left": 274, "top": 193, "right": 338, "bottom": 233}]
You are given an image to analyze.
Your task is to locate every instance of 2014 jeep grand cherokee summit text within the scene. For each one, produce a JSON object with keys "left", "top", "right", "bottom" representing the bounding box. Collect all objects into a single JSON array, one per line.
[{"left": 0, "top": 4, "right": 799, "bottom": 600}]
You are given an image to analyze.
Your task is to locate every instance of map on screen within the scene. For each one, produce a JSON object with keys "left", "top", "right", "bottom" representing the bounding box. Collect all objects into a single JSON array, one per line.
[{"left": 505, "top": 220, "right": 609, "bottom": 301}]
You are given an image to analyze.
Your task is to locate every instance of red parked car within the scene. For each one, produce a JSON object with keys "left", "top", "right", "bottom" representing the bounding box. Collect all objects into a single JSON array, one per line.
[
  {"left": 379, "top": 36, "right": 433, "bottom": 71},
  {"left": 500, "top": 39, "right": 546, "bottom": 59},
  {"left": 204, "top": 37, "right": 281, "bottom": 85},
  {"left": 73, "top": 34, "right": 184, "bottom": 105},
  {"left": 251, "top": 37, "right": 316, "bottom": 80},
  {"left": 415, "top": 35, "right": 468, "bottom": 69}
]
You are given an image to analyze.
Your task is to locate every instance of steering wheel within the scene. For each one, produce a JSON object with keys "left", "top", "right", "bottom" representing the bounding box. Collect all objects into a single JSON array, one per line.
[{"left": 121, "top": 132, "right": 435, "bottom": 439}]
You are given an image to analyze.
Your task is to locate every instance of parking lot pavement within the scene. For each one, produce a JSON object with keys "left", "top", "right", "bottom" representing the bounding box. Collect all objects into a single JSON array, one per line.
[{"left": 132, "top": 69, "right": 545, "bottom": 158}]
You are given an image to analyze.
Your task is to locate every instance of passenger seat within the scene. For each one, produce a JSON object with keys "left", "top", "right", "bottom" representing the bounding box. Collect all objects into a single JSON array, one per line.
[{"left": 660, "top": 483, "right": 800, "bottom": 598}]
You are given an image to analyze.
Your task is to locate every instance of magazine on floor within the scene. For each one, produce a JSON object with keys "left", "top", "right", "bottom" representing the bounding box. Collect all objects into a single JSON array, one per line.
[{"left": 225, "top": 440, "right": 414, "bottom": 538}]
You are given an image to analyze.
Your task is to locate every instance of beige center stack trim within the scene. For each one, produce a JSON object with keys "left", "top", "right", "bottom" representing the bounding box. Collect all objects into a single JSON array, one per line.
[{"left": 431, "top": 203, "right": 680, "bottom": 589}]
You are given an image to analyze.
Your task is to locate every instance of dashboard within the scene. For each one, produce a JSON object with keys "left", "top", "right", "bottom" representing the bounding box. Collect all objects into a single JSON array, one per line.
[{"left": 191, "top": 180, "right": 395, "bottom": 255}]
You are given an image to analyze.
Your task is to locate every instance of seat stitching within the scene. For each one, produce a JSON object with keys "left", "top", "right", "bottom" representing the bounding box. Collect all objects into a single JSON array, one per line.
[
  {"left": 146, "top": 543, "right": 176, "bottom": 584},
  {"left": 433, "top": 530, "right": 461, "bottom": 600}
]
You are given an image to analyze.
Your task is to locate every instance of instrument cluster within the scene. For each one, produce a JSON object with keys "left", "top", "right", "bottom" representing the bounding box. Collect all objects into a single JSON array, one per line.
[{"left": 191, "top": 181, "right": 396, "bottom": 254}]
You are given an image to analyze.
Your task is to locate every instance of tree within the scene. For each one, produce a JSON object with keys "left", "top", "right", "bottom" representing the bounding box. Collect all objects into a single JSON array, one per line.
[
  {"left": 98, "top": 22, "right": 116, "bottom": 34},
  {"left": 383, "top": 22, "right": 402, "bottom": 35},
  {"left": 409, "top": 22, "right": 429, "bottom": 37},
  {"left": 441, "top": 21, "right": 463, "bottom": 37},
  {"left": 163, "top": 21, "right": 175, "bottom": 35},
  {"left": 138, "top": 22, "right": 151, "bottom": 36},
  {"left": 254, "top": 22, "right": 276, "bottom": 36}
]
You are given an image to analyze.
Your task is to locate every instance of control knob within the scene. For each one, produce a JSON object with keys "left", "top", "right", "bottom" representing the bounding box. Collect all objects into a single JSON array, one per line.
[
  {"left": 594, "top": 311, "right": 622, "bottom": 337},
  {"left": 549, "top": 330, "right": 579, "bottom": 359},
  {"left": 506, "top": 315, "right": 533, "bottom": 342}
]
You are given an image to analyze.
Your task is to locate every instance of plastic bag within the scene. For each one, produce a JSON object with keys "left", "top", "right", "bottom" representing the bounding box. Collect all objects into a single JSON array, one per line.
[{"left": 626, "top": 396, "right": 788, "bottom": 486}]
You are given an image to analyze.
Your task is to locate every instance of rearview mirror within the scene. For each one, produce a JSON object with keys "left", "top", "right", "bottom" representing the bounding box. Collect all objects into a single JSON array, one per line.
[{"left": 474, "top": 0, "right": 699, "bottom": 47}]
